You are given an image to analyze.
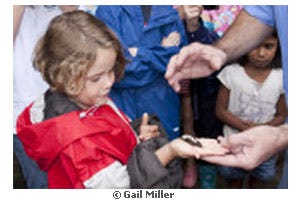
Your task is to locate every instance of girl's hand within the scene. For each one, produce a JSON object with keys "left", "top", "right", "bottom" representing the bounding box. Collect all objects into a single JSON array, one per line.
[
  {"left": 139, "top": 113, "right": 160, "bottom": 141},
  {"left": 155, "top": 136, "right": 229, "bottom": 167},
  {"left": 169, "top": 137, "right": 229, "bottom": 159},
  {"left": 243, "top": 120, "right": 257, "bottom": 130}
]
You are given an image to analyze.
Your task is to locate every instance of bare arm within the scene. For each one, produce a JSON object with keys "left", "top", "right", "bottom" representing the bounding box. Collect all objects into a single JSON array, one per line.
[
  {"left": 263, "top": 94, "right": 288, "bottom": 126},
  {"left": 155, "top": 138, "right": 228, "bottom": 167},
  {"left": 216, "top": 84, "right": 251, "bottom": 131},
  {"left": 13, "top": 5, "right": 25, "bottom": 43},
  {"left": 214, "top": 10, "right": 274, "bottom": 63},
  {"left": 165, "top": 9, "right": 274, "bottom": 92},
  {"left": 181, "top": 92, "right": 195, "bottom": 135}
]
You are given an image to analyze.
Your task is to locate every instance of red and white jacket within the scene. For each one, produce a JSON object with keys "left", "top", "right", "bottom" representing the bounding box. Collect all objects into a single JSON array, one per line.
[
  {"left": 17, "top": 92, "right": 138, "bottom": 188},
  {"left": 17, "top": 90, "right": 183, "bottom": 189}
]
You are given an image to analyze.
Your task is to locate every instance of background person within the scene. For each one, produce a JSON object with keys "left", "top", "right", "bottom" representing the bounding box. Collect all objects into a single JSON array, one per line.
[{"left": 165, "top": 6, "right": 288, "bottom": 188}]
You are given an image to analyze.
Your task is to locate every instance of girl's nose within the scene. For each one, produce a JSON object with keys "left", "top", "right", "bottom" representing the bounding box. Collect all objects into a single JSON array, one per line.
[{"left": 258, "top": 47, "right": 266, "bottom": 56}]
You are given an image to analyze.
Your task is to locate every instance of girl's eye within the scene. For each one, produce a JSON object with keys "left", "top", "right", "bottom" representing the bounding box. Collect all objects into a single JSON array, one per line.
[
  {"left": 264, "top": 44, "right": 275, "bottom": 50},
  {"left": 91, "top": 77, "right": 100, "bottom": 82},
  {"left": 86, "top": 69, "right": 114, "bottom": 83},
  {"left": 88, "top": 75, "right": 102, "bottom": 83}
]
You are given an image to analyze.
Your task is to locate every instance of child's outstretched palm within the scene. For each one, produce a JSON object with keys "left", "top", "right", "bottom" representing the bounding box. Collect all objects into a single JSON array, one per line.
[{"left": 170, "top": 136, "right": 230, "bottom": 159}]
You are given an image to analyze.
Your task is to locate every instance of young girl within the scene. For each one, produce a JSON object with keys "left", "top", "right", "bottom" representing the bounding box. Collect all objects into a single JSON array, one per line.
[
  {"left": 215, "top": 32, "right": 288, "bottom": 188},
  {"left": 16, "top": 11, "right": 227, "bottom": 189}
]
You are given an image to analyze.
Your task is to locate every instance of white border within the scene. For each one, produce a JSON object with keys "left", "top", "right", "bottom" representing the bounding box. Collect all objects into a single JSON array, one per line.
[{"left": 2, "top": 1, "right": 297, "bottom": 200}]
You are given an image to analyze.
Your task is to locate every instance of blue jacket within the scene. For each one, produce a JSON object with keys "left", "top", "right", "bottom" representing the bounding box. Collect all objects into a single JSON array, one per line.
[
  {"left": 95, "top": 6, "right": 188, "bottom": 139},
  {"left": 95, "top": 6, "right": 187, "bottom": 88}
]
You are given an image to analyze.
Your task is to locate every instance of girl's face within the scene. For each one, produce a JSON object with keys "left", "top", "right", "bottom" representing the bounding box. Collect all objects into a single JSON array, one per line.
[
  {"left": 74, "top": 47, "right": 116, "bottom": 108},
  {"left": 247, "top": 36, "right": 278, "bottom": 68}
]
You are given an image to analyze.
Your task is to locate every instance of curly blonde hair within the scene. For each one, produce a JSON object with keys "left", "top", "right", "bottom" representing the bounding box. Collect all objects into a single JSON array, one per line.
[{"left": 33, "top": 10, "right": 125, "bottom": 96}]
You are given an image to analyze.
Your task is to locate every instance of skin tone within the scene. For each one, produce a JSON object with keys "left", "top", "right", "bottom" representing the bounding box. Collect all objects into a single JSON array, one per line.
[
  {"left": 13, "top": 5, "right": 25, "bottom": 42},
  {"left": 128, "top": 6, "right": 181, "bottom": 57},
  {"left": 156, "top": 137, "right": 229, "bottom": 167},
  {"left": 164, "top": 10, "right": 288, "bottom": 170},
  {"left": 59, "top": 5, "right": 78, "bottom": 13},
  {"left": 175, "top": 5, "right": 205, "bottom": 186},
  {"left": 73, "top": 47, "right": 229, "bottom": 167},
  {"left": 216, "top": 36, "right": 288, "bottom": 132},
  {"left": 202, "top": 125, "right": 288, "bottom": 170},
  {"left": 129, "top": 31, "right": 181, "bottom": 57},
  {"left": 72, "top": 48, "right": 159, "bottom": 141},
  {"left": 165, "top": 10, "right": 273, "bottom": 92},
  {"left": 182, "top": 5, "right": 204, "bottom": 32},
  {"left": 117, "top": 8, "right": 227, "bottom": 169},
  {"left": 138, "top": 113, "right": 159, "bottom": 141},
  {"left": 161, "top": 31, "right": 181, "bottom": 47},
  {"left": 72, "top": 48, "right": 116, "bottom": 108},
  {"left": 121, "top": 7, "right": 181, "bottom": 141}
]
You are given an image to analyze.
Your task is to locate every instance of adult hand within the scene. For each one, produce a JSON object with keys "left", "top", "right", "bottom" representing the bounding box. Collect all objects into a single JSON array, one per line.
[
  {"left": 202, "top": 125, "right": 288, "bottom": 170},
  {"left": 165, "top": 42, "right": 226, "bottom": 92},
  {"left": 156, "top": 136, "right": 229, "bottom": 167}
]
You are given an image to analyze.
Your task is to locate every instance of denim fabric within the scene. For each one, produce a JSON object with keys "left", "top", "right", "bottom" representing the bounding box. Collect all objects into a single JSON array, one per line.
[
  {"left": 198, "top": 163, "right": 217, "bottom": 189},
  {"left": 218, "top": 156, "right": 277, "bottom": 181},
  {"left": 13, "top": 135, "right": 48, "bottom": 188},
  {"left": 278, "top": 150, "right": 288, "bottom": 188}
]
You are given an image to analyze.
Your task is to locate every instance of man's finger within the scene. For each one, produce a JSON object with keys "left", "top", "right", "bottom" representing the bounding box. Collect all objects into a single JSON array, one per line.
[
  {"left": 227, "top": 132, "right": 253, "bottom": 148},
  {"left": 175, "top": 45, "right": 192, "bottom": 68},
  {"left": 168, "top": 72, "right": 182, "bottom": 92},
  {"left": 201, "top": 154, "right": 240, "bottom": 168},
  {"left": 165, "top": 45, "right": 191, "bottom": 78},
  {"left": 165, "top": 55, "right": 178, "bottom": 79}
]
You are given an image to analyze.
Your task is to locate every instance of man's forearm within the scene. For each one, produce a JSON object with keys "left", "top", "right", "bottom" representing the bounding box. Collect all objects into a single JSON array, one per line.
[{"left": 214, "top": 10, "right": 274, "bottom": 63}]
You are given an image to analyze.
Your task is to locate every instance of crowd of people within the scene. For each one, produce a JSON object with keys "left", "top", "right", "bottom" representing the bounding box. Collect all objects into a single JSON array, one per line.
[{"left": 13, "top": 5, "right": 288, "bottom": 189}]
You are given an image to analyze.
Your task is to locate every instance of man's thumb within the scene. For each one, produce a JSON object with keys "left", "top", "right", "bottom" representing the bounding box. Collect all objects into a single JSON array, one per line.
[{"left": 227, "top": 133, "right": 253, "bottom": 149}]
